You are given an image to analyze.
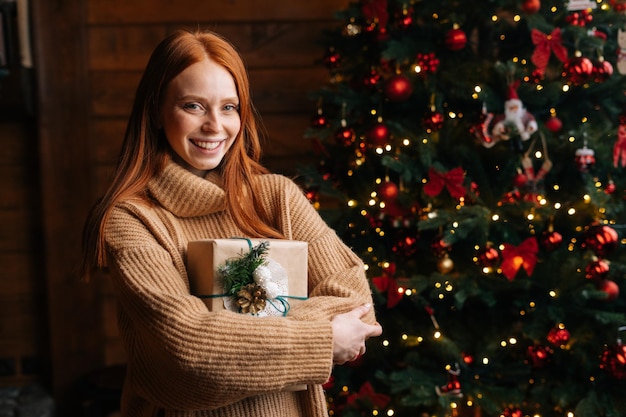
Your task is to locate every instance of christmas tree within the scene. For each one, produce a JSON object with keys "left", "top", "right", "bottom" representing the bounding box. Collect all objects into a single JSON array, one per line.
[{"left": 300, "top": 0, "right": 626, "bottom": 416}]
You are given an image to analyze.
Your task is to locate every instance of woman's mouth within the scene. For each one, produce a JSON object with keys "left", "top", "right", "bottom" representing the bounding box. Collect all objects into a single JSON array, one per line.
[{"left": 191, "top": 139, "right": 222, "bottom": 150}]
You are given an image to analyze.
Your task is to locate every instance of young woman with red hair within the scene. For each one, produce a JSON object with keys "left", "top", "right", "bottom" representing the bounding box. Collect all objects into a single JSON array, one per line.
[{"left": 80, "top": 29, "right": 381, "bottom": 417}]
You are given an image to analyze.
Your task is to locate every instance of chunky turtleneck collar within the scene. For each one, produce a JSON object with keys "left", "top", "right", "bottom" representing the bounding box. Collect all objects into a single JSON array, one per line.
[{"left": 147, "top": 161, "right": 227, "bottom": 217}]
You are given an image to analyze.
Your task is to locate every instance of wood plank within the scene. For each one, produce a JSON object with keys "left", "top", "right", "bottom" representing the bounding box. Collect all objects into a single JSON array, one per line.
[
  {"left": 90, "top": 66, "right": 327, "bottom": 117},
  {"left": 88, "top": 21, "right": 339, "bottom": 71},
  {"left": 87, "top": 0, "right": 350, "bottom": 24},
  {"left": 0, "top": 122, "right": 31, "bottom": 164},
  {"left": 0, "top": 210, "right": 36, "bottom": 252},
  {"left": 0, "top": 254, "right": 38, "bottom": 294},
  {"left": 91, "top": 118, "right": 126, "bottom": 164},
  {"left": 0, "top": 165, "right": 37, "bottom": 210},
  {"left": 31, "top": 0, "right": 105, "bottom": 410}
]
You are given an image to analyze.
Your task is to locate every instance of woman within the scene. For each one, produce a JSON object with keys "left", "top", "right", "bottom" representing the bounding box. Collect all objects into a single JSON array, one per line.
[{"left": 80, "top": 29, "right": 381, "bottom": 417}]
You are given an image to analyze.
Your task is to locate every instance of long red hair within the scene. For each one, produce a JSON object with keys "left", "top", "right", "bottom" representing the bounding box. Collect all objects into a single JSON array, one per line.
[{"left": 80, "top": 29, "right": 283, "bottom": 280}]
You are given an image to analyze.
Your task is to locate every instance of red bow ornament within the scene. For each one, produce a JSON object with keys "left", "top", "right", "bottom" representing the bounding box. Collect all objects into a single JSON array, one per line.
[
  {"left": 531, "top": 28, "right": 568, "bottom": 70},
  {"left": 500, "top": 237, "right": 538, "bottom": 281},
  {"left": 423, "top": 167, "right": 466, "bottom": 199},
  {"left": 346, "top": 381, "right": 391, "bottom": 409},
  {"left": 372, "top": 272, "right": 403, "bottom": 308}
]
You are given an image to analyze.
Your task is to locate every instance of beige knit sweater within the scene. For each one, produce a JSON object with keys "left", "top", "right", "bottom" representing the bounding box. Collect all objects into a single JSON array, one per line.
[{"left": 104, "top": 161, "right": 376, "bottom": 417}]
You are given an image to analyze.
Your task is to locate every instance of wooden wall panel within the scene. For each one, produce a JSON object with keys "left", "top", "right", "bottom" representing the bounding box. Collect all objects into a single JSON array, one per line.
[
  {"left": 21, "top": 0, "right": 350, "bottom": 412},
  {"left": 86, "top": 0, "right": 345, "bottom": 23}
]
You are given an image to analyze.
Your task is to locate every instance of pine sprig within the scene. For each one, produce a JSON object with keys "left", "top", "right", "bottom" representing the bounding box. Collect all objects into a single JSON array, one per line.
[{"left": 217, "top": 241, "right": 269, "bottom": 297}]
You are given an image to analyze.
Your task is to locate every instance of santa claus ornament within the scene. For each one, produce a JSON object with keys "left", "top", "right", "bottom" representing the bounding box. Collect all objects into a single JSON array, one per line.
[{"left": 491, "top": 81, "right": 538, "bottom": 152}]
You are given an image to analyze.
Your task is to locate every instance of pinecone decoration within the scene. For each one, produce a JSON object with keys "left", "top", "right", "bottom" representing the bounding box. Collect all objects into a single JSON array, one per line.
[{"left": 237, "top": 283, "right": 267, "bottom": 314}]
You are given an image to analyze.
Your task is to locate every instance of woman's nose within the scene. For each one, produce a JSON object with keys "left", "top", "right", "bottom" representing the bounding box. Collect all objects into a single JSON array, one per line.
[{"left": 201, "top": 111, "right": 219, "bottom": 131}]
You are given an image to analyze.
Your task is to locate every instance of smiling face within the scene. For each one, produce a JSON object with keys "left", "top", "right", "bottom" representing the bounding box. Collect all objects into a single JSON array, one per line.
[{"left": 160, "top": 58, "right": 241, "bottom": 176}]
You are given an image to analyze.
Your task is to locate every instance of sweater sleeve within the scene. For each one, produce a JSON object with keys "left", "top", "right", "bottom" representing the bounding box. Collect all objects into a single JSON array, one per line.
[
  {"left": 259, "top": 176, "right": 377, "bottom": 325},
  {"left": 104, "top": 203, "right": 333, "bottom": 411}
]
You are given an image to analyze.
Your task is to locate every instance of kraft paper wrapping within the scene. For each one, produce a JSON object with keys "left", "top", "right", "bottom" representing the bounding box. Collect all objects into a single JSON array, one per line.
[
  {"left": 187, "top": 238, "right": 308, "bottom": 313},
  {"left": 187, "top": 238, "right": 309, "bottom": 391}
]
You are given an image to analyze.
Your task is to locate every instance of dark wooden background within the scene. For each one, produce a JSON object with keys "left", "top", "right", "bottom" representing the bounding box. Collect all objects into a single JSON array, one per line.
[{"left": 0, "top": 0, "right": 348, "bottom": 412}]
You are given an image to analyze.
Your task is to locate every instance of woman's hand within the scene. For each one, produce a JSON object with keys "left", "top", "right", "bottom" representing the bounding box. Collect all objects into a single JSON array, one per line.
[{"left": 331, "top": 304, "right": 382, "bottom": 365}]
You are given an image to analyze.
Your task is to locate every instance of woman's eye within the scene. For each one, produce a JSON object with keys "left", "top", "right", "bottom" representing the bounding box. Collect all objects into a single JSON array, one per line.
[
  {"left": 224, "top": 104, "right": 240, "bottom": 112},
  {"left": 184, "top": 103, "right": 203, "bottom": 112}
]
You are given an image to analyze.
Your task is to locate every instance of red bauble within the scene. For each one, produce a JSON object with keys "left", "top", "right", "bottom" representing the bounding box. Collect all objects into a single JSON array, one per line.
[
  {"left": 600, "top": 340, "right": 626, "bottom": 379},
  {"left": 527, "top": 344, "right": 553, "bottom": 368},
  {"left": 598, "top": 279, "right": 620, "bottom": 301},
  {"left": 540, "top": 230, "right": 563, "bottom": 252},
  {"left": 585, "top": 225, "right": 619, "bottom": 257},
  {"left": 502, "top": 408, "right": 523, "bottom": 417},
  {"left": 563, "top": 57, "right": 594, "bottom": 85},
  {"left": 335, "top": 126, "right": 356, "bottom": 146},
  {"left": 547, "top": 327, "right": 571, "bottom": 347},
  {"left": 593, "top": 59, "right": 614, "bottom": 82},
  {"left": 544, "top": 115, "right": 563, "bottom": 133},
  {"left": 423, "top": 111, "right": 445, "bottom": 132},
  {"left": 445, "top": 28, "right": 467, "bottom": 51},
  {"left": 605, "top": 180, "right": 617, "bottom": 195},
  {"left": 366, "top": 122, "right": 390, "bottom": 146},
  {"left": 311, "top": 113, "right": 329, "bottom": 128},
  {"left": 585, "top": 259, "right": 610, "bottom": 281},
  {"left": 521, "top": 0, "right": 541, "bottom": 14},
  {"left": 610, "top": 0, "right": 626, "bottom": 12},
  {"left": 323, "top": 48, "right": 341, "bottom": 69},
  {"left": 384, "top": 74, "right": 413, "bottom": 101},
  {"left": 477, "top": 246, "right": 500, "bottom": 268},
  {"left": 379, "top": 181, "right": 399, "bottom": 202},
  {"left": 363, "top": 68, "right": 381, "bottom": 88},
  {"left": 392, "top": 229, "right": 419, "bottom": 257},
  {"left": 514, "top": 173, "right": 529, "bottom": 188}
]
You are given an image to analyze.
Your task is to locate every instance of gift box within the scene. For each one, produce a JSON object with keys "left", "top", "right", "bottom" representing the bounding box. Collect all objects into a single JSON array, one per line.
[{"left": 187, "top": 238, "right": 308, "bottom": 316}]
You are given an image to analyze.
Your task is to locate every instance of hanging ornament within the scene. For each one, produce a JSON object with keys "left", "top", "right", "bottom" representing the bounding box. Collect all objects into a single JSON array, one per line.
[
  {"left": 598, "top": 279, "right": 620, "bottom": 301},
  {"left": 565, "top": 9, "right": 593, "bottom": 26},
  {"left": 476, "top": 245, "right": 500, "bottom": 269},
  {"left": 517, "top": 135, "right": 552, "bottom": 203},
  {"left": 335, "top": 103, "right": 355, "bottom": 146},
  {"left": 323, "top": 47, "right": 341, "bottom": 69},
  {"left": 585, "top": 259, "right": 610, "bottom": 281},
  {"left": 366, "top": 117, "right": 390, "bottom": 147},
  {"left": 605, "top": 180, "right": 617, "bottom": 194},
  {"left": 473, "top": 103, "right": 497, "bottom": 148},
  {"left": 415, "top": 52, "right": 440, "bottom": 74},
  {"left": 540, "top": 229, "right": 563, "bottom": 252},
  {"left": 500, "top": 237, "right": 539, "bottom": 281},
  {"left": 423, "top": 166, "right": 466, "bottom": 199},
  {"left": 618, "top": 29, "right": 626, "bottom": 75},
  {"left": 379, "top": 180, "right": 399, "bottom": 202},
  {"left": 527, "top": 344, "right": 553, "bottom": 368},
  {"left": 423, "top": 109, "right": 445, "bottom": 133},
  {"left": 593, "top": 58, "right": 613, "bottom": 82},
  {"left": 431, "top": 237, "right": 451, "bottom": 257},
  {"left": 502, "top": 408, "right": 523, "bottom": 417},
  {"left": 311, "top": 100, "right": 329, "bottom": 128},
  {"left": 531, "top": 28, "right": 568, "bottom": 72},
  {"left": 575, "top": 143, "right": 595, "bottom": 171},
  {"left": 362, "top": 67, "right": 382, "bottom": 88},
  {"left": 600, "top": 326, "right": 626, "bottom": 379},
  {"left": 445, "top": 24, "right": 467, "bottom": 51},
  {"left": 392, "top": 228, "right": 419, "bottom": 257},
  {"left": 584, "top": 225, "right": 619, "bottom": 257},
  {"left": 435, "top": 363, "right": 463, "bottom": 398},
  {"left": 372, "top": 264, "right": 404, "bottom": 308},
  {"left": 384, "top": 73, "right": 413, "bottom": 102},
  {"left": 491, "top": 80, "right": 538, "bottom": 151},
  {"left": 610, "top": 0, "right": 626, "bottom": 12},
  {"left": 394, "top": 5, "right": 414, "bottom": 30},
  {"left": 563, "top": 56, "right": 594, "bottom": 85},
  {"left": 547, "top": 325, "right": 571, "bottom": 347},
  {"left": 544, "top": 114, "right": 563, "bottom": 133},
  {"left": 614, "top": 113, "right": 626, "bottom": 167},
  {"left": 521, "top": 0, "right": 541, "bottom": 14},
  {"left": 438, "top": 253, "right": 454, "bottom": 274}
]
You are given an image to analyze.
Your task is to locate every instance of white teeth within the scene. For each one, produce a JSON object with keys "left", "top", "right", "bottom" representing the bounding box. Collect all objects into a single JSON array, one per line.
[{"left": 193, "top": 140, "right": 221, "bottom": 150}]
